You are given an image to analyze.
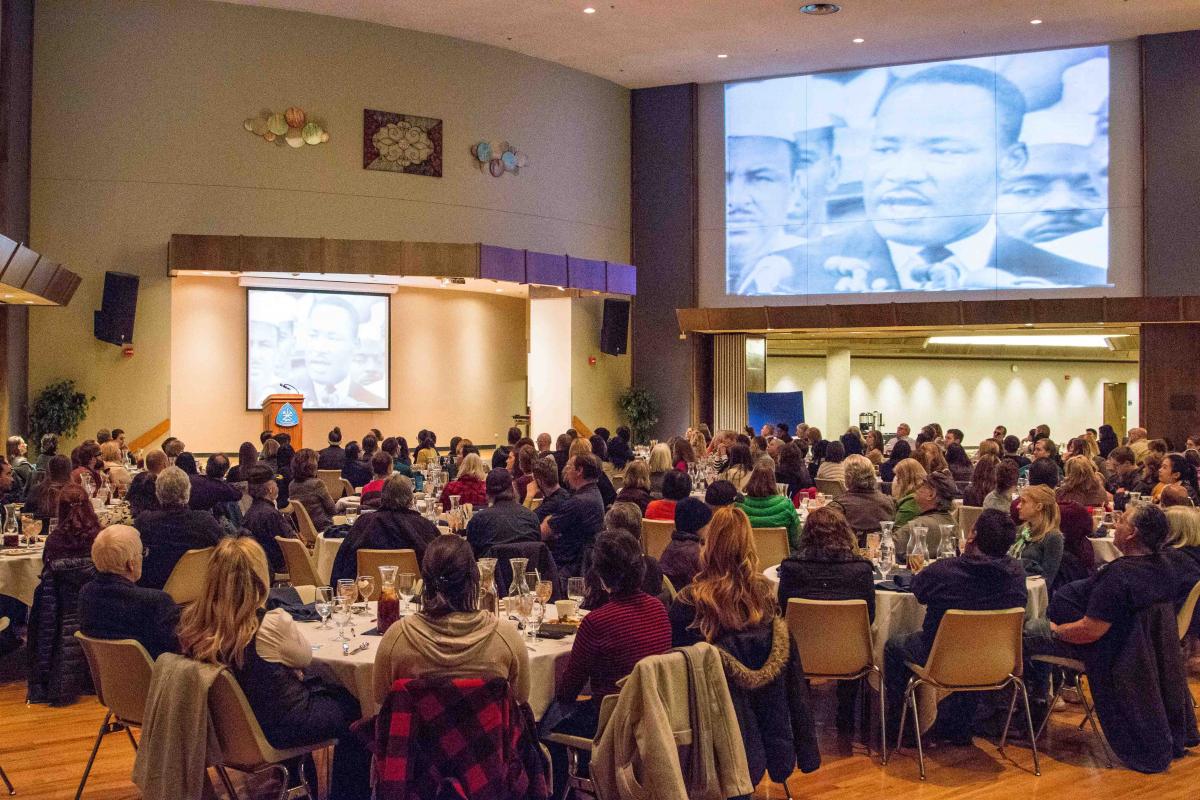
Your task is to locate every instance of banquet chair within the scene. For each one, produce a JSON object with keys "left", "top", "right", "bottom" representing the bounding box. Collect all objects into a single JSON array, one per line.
[
  {"left": 894, "top": 607, "right": 1039, "bottom": 780},
  {"left": 357, "top": 549, "right": 421, "bottom": 600},
  {"left": 276, "top": 536, "right": 321, "bottom": 587},
  {"left": 955, "top": 505, "right": 984, "bottom": 538},
  {"left": 785, "top": 599, "right": 887, "bottom": 763},
  {"left": 317, "top": 469, "right": 346, "bottom": 500},
  {"left": 285, "top": 501, "right": 321, "bottom": 547},
  {"left": 1177, "top": 580, "right": 1200, "bottom": 708},
  {"left": 610, "top": 474, "right": 624, "bottom": 491},
  {"left": 815, "top": 478, "right": 847, "bottom": 498},
  {"left": 73, "top": 633, "right": 154, "bottom": 799},
  {"left": 163, "top": 547, "right": 214, "bottom": 605},
  {"left": 208, "top": 669, "right": 335, "bottom": 800},
  {"left": 1029, "top": 654, "right": 1114, "bottom": 767},
  {"left": 543, "top": 693, "right": 621, "bottom": 799},
  {"left": 640, "top": 518, "right": 675, "bottom": 560},
  {"left": 339, "top": 478, "right": 355, "bottom": 499},
  {"left": 753, "top": 527, "right": 790, "bottom": 570},
  {"left": 0, "top": 618, "right": 10, "bottom": 795}
]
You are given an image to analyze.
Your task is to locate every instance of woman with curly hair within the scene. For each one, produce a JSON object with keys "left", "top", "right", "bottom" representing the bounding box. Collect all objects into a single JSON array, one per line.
[
  {"left": 669, "top": 506, "right": 819, "bottom": 786},
  {"left": 891, "top": 458, "right": 928, "bottom": 528},
  {"left": 42, "top": 483, "right": 102, "bottom": 562},
  {"left": 1057, "top": 456, "right": 1111, "bottom": 508}
]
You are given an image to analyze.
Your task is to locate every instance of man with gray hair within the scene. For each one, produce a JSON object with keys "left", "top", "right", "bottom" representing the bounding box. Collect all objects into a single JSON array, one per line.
[
  {"left": 79, "top": 525, "right": 179, "bottom": 659},
  {"left": 329, "top": 474, "right": 439, "bottom": 585},
  {"left": 134, "top": 466, "right": 224, "bottom": 589}
]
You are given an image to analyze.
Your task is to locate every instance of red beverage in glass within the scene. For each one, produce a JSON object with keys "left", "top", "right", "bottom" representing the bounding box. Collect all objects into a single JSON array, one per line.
[{"left": 377, "top": 590, "right": 400, "bottom": 634}]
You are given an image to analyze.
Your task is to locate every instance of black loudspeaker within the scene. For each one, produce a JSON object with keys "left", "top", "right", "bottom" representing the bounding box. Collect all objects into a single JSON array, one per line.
[
  {"left": 600, "top": 299, "right": 630, "bottom": 356},
  {"left": 94, "top": 271, "right": 139, "bottom": 345}
]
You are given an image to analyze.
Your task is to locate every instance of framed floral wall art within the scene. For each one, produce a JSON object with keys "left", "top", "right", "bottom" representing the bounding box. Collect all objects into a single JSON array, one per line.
[{"left": 363, "top": 109, "right": 443, "bottom": 177}]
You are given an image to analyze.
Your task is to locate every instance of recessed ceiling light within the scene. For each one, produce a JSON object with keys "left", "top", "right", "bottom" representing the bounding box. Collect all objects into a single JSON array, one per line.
[
  {"left": 717, "top": 53, "right": 728, "bottom": 58},
  {"left": 583, "top": 6, "right": 596, "bottom": 13},
  {"left": 800, "top": 3, "right": 840, "bottom": 15},
  {"left": 1030, "top": 18, "right": 1042, "bottom": 24},
  {"left": 852, "top": 37, "right": 864, "bottom": 43}
]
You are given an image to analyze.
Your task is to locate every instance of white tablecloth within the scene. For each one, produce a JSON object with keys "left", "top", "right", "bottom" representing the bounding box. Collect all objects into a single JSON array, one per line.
[
  {"left": 0, "top": 546, "right": 44, "bottom": 606},
  {"left": 1090, "top": 535, "right": 1122, "bottom": 565},
  {"left": 300, "top": 602, "right": 575, "bottom": 720}
]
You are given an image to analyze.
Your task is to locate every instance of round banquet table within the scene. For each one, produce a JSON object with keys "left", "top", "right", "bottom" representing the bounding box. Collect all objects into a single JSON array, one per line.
[
  {"left": 300, "top": 601, "right": 575, "bottom": 720},
  {"left": 0, "top": 544, "right": 45, "bottom": 607},
  {"left": 1090, "top": 535, "right": 1122, "bottom": 565}
]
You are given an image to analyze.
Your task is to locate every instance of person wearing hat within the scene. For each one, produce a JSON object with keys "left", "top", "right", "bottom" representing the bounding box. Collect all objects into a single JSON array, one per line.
[
  {"left": 465, "top": 468, "right": 542, "bottom": 558},
  {"left": 240, "top": 463, "right": 296, "bottom": 574},
  {"left": 893, "top": 471, "right": 959, "bottom": 555},
  {"left": 658, "top": 497, "right": 714, "bottom": 592}
]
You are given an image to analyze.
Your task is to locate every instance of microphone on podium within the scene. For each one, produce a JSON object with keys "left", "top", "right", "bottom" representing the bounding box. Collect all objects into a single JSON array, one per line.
[{"left": 279, "top": 383, "right": 298, "bottom": 392}]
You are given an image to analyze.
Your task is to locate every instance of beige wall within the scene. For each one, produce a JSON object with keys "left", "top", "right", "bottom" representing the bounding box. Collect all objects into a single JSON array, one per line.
[
  {"left": 28, "top": 0, "right": 630, "bottom": 450},
  {"left": 570, "top": 295, "right": 628, "bottom": 433},
  {"left": 171, "top": 276, "right": 528, "bottom": 452}
]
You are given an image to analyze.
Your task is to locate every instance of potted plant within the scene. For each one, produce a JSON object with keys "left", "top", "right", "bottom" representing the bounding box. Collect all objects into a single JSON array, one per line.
[
  {"left": 29, "top": 379, "right": 93, "bottom": 454},
  {"left": 617, "top": 386, "right": 660, "bottom": 445}
]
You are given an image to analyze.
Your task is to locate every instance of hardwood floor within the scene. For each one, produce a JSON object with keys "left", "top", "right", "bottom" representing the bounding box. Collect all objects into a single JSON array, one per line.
[{"left": 2, "top": 646, "right": 1198, "bottom": 799}]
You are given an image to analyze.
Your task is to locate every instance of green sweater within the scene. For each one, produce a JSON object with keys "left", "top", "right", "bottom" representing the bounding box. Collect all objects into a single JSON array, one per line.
[
  {"left": 738, "top": 494, "right": 801, "bottom": 551},
  {"left": 894, "top": 493, "right": 920, "bottom": 528}
]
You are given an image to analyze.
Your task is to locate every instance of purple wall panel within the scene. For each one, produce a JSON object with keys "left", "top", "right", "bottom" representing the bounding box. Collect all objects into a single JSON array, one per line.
[
  {"left": 568, "top": 256, "right": 607, "bottom": 291},
  {"left": 605, "top": 262, "right": 637, "bottom": 295},
  {"left": 479, "top": 244, "right": 526, "bottom": 283},
  {"left": 525, "top": 251, "right": 568, "bottom": 286}
]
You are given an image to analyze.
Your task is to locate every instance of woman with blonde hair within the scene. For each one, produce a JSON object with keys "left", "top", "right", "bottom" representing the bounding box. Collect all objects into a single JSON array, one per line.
[
  {"left": 1011, "top": 484, "right": 1064, "bottom": 585},
  {"left": 614, "top": 458, "right": 652, "bottom": 514},
  {"left": 891, "top": 458, "right": 927, "bottom": 528},
  {"left": 178, "top": 537, "right": 368, "bottom": 797},
  {"left": 439, "top": 451, "right": 488, "bottom": 509},
  {"left": 686, "top": 428, "right": 708, "bottom": 460},
  {"left": 669, "top": 506, "right": 819, "bottom": 784},
  {"left": 1057, "top": 456, "right": 1111, "bottom": 508},
  {"left": 99, "top": 440, "right": 132, "bottom": 493},
  {"left": 647, "top": 442, "right": 673, "bottom": 494},
  {"left": 914, "top": 442, "right": 950, "bottom": 476}
]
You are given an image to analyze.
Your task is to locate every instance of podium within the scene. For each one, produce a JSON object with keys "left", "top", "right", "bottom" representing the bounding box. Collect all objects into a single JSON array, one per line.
[{"left": 262, "top": 393, "right": 305, "bottom": 448}]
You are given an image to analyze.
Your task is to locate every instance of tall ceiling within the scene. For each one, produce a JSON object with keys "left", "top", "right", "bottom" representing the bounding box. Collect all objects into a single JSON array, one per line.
[{"left": 220, "top": 0, "right": 1200, "bottom": 88}]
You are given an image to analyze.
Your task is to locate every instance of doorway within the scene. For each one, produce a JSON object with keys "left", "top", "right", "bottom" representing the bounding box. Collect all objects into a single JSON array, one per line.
[{"left": 1103, "top": 382, "right": 1128, "bottom": 435}]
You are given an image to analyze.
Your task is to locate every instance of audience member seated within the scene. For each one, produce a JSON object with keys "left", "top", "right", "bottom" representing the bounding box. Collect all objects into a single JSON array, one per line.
[
  {"left": 883, "top": 423, "right": 913, "bottom": 456},
  {"left": 22, "top": 453, "right": 71, "bottom": 523},
  {"left": 705, "top": 479, "right": 741, "bottom": 508},
  {"left": 607, "top": 426, "right": 633, "bottom": 470},
  {"left": 570, "top": 436, "right": 617, "bottom": 507},
  {"left": 373, "top": 534, "right": 529, "bottom": 708},
  {"left": 240, "top": 464, "right": 295, "bottom": 575},
  {"left": 1054, "top": 499, "right": 1097, "bottom": 589},
  {"left": 891, "top": 458, "right": 928, "bottom": 528},
  {"left": 718, "top": 443, "right": 755, "bottom": 492},
  {"left": 127, "top": 449, "right": 168, "bottom": 517},
  {"left": 359, "top": 450, "right": 394, "bottom": 509},
  {"left": 43, "top": 484, "right": 101, "bottom": 562},
  {"left": 816, "top": 441, "right": 847, "bottom": 484},
  {"left": 465, "top": 468, "right": 541, "bottom": 558},
  {"left": 134, "top": 466, "right": 224, "bottom": 590},
  {"left": 541, "top": 454, "right": 606, "bottom": 577},
  {"left": 982, "top": 459, "right": 1018, "bottom": 513},
  {"left": 1162, "top": 484, "right": 1195, "bottom": 508},
  {"left": 863, "top": 430, "right": 886, "bottom": 466},
  {"left": 99, "top": 440, "right": 132, "bottom": 494},
  {"left": 186, "top": 453, "right": 242, "bottom": 514},
  {"left": 543, "top": 530, "right": 672, "bottom": 796},
  {"left": 778, "top": 505, "right": 875, "bottom": 742},
  {"left": 945, "top": 443, "right": 974, "bottom": 483},
  {"left": 962, "top": 454, "right": 998, "bottom": 507},
  {"left": 1154, "top": 453, "right": 1200, "bottom": 505},
  {"left": 440, "top": 451, "right": 488, "bottom": 510},
  {"left": 879, "top": 439, "right": 911, "bottom": 484},
  {"left": 511, "top": 445, "right": 537, "bottom": 501},
  {"left": 70, "top": 440, "right": 103, "bottom": 495},
  {"left": 225, "top": 442, "right": 258, "bottom": 485},
  {"left": 317, "top": 426, "right": 346, "bottom": 470},
  {"left": 645, "top": 469, "right": 692, "bottom": 521},
  {"left": 178, "top": 537, "right": 369, "bottom": 798},
  {"left": 885, "top": 509, "right": 1027, "bottom": 745},
  {"left": 829, "top": 454, "right": 895, "bottom": 546},
  {"left": 1057, "top": 456, "right": 1111, "bottom": 508},
  {"left": 670, "top": 505, "right": 820, "bottom": 784},
  {"left": 340, "top": 441, "right": 372, "bottom": 489},
  {"left": 1011, "top": 485, "right": 1065, "bottom": 585},
  {"left": 1165, "top": 507, "right": 1200, "bottom": 636},
  {"left": 527, "top": 457, "right": 569, "bottom": 520},
  {"left": 614, "top": 458, "right": 652, "bottom": 514},
  {"left": 775, "top": 441, "right": 813, "bottom": 498},
  {"left": 330, "top": 475, "right": 439, "bottom": 586},
  {"left": 258, "top": 437, "right": 281, "bottom": 473},
  {"left": 287, "top": 448, "right": 336, "bottom": 531},
  {"left": 894, "top": 471, "right": 957, "bottom": 553},
  {"left": 5, "top": 435, "right": 32, "bottom": 501},
  {"left": 647, "top": 442, "right": 673, "bottom": 494},
  {"left": 737, "top": 459, "right": 801, "bottom": 550},
  {"left": 79, "top": 525, "right": 180, "bottom": 659},
  {"left": 658, "top": 497, "right": 712, "bottom": 591},
  {"left": 914, "top": 442, "right": 951, "bottom": 480}
]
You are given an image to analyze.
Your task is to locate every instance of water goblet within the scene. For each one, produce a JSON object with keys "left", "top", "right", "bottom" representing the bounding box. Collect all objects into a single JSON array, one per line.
[
  {"left": 315, "top": 586, "right": 334, "bottom": 629},
  {"left": 397, "top": 572, "right": 416, "bottom": 615}
]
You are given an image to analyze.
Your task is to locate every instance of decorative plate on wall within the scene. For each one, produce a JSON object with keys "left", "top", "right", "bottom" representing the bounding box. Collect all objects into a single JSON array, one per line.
[{"left": 363, "top": 109, "right": 443, "bottom": 177}]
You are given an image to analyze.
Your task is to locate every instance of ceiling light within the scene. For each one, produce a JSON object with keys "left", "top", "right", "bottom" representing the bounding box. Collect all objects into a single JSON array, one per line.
[
  {"left": 1030, "top": 18, "right": 1043, "bottom": 25},
  {"left": 717, "top": 53, "right": 728, "bottom": 58},
  {"left": 926, "top": 334, "right": 1124, "bottom": 349},
  {"left": 800, "top": 3, "right": 840, "bottom": 15},
  {"left": 583, "top": 6, "right": 596, "bottom": 13},
  {"left": 852, "top": 37, "right": 864, "bottom": 43}
]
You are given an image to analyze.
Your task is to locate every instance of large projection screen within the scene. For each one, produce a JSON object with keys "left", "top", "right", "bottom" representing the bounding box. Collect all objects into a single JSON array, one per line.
[
  {"left": 723, "top": 45, "right": 1115, "bottom": 298},
  {"left": 247, "top": 287, "right": 390, "bottom": 411}
]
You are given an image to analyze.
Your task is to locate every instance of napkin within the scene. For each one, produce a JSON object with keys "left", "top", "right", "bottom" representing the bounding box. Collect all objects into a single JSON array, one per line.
[{"left": 267, "top": 586, "right": 320, "bottom": 621}]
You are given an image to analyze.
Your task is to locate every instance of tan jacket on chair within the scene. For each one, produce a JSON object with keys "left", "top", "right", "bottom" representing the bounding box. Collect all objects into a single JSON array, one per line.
[{"left": 591, "top": 642, "right": 753, "bottom": 800}]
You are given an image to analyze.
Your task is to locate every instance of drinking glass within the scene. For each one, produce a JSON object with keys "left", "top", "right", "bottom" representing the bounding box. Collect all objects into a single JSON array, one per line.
[
  {"left": 879, "top": 520, "right": 894, "bottom": 538},
  {"left": 515, "top": 593, "right": 534, "bottom": 639},
  {"left": 332, "top": 599, "right": 352, "bottom": 641},
  {"left": 525, "top": 571, "right": 541, "bottom": 595},
  {"left": 527, "top": 597, "right": 545, "bottom": 645},
  {"left": 315, "top": 586, "right": 334, "bottom": 628},
  {"left": 397, "top": 572, "right": 416, "bottom": 615},
  {"left": 566, "top": 577, "right": 585, "bottom": 605},
  {"left": 865, "top": 532, "right": 881, "bottom": 561},
  {"left": 535, "top": 580, "right": 554, "bottom": 605},
  {"left": 878, "top": 541, "right": 896, "bottom": 580},
  {"left": 938, "top": 524, "right": 958, "bottom": 558},
  {"left": 356, "top": 575, "right": 375, "bottom": 614},
  {"left": 337, "top": 579, "right": 357, "bottom": 607},
  {"left": 908, "top": 526, "right": 929, "bottom": 573}
]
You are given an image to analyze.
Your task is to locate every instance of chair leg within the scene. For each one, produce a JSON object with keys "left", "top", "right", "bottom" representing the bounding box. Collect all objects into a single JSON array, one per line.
[
  {"left": 124, "top": 725, "right": 139, "bottom": 752},
  {"left": 907, "top": 682, "right": 926, "bottom": 781},
  {"left": 998, "top": 682, "right": 1019, "bottom": 750},
  {"left": 0, "top": 763, "right": 13, "bottom": 795},
  {"left": 75, "top": 710, "right": 113, "bottom": 800},
  {"left": 1036, "top": 675, "right": 1067, "bottom": 742},
  {"left": 216, "top": 766, "right": 240, "bottom": 800},
  {"left": 894, "top": 681, "right": 909, "bottom": 759},
  {"left": 873, "top": 668, "right": 888, "bottom": 764},
  {"left": 1015, "top": 678, "right": 1042, "bottom": 776}
]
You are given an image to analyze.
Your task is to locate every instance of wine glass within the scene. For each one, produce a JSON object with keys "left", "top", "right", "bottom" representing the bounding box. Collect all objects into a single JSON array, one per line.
[
  {"left": 567, "top": 577, "right": 585, "bottom": 606},
  {"left": 356, "top": 575, "right": 375, "bottom": 614},
  {"left": 397, "top": 572, "right": 416, "bottom": 615},
  {"left": 337, "top": 579, "right": 357, "bottom": 607},
  {"left": 535, "top": 580, "right": 554, "bottom": 605},
  {"left": 315, "top": 586, "right": 334, "bottom": 629},
  {"left": 525, "top": 571, "right": 540, "bottom": 595},
  {"left": 332, "top": 598, "right": 352, "bottom": 641}
]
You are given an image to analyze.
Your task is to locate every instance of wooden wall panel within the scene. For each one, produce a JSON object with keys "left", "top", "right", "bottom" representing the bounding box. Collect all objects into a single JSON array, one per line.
[{"left": 1140, "top": 323, "right": 1200, "bottom": 446}]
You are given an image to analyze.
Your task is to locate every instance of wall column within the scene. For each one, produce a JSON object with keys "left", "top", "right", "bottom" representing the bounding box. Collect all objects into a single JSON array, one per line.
[
  {"left": 528, "top": 297, "right": 573, "bottom": 437},
  {"left": 712, "top": 334, "right": 748, "bottom": 432},
  {"left": 825, "top": 347, "right": 851, "bottom": 436},
  {"left": 1139, "top": 323, "right": 1200, "bottom": 447}
]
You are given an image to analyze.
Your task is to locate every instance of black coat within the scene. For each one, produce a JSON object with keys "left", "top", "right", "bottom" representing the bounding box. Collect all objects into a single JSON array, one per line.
[
  {"left": 777, "top": 551, "right": 876, "bottom": 621},
  {"left": 27, "top": 557, "right": 96, "bottom": 705},
  {"left": 135, "top": 505, "right": 225, "bottom": 590},
  {"left": 318, "top": 444, "right": 347, "bottom": 470},
  {"left": 330, "top": 508, "right": 440, "bottom": 585},
  {"left": 78, "top": 573, "right": 180, "bottom": 660},
  {"left": 465, "top": 500, "right": 541, "bottom": 559},
  {"left": 487, "top": 540, "right": 561, "bottom": 600}
]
